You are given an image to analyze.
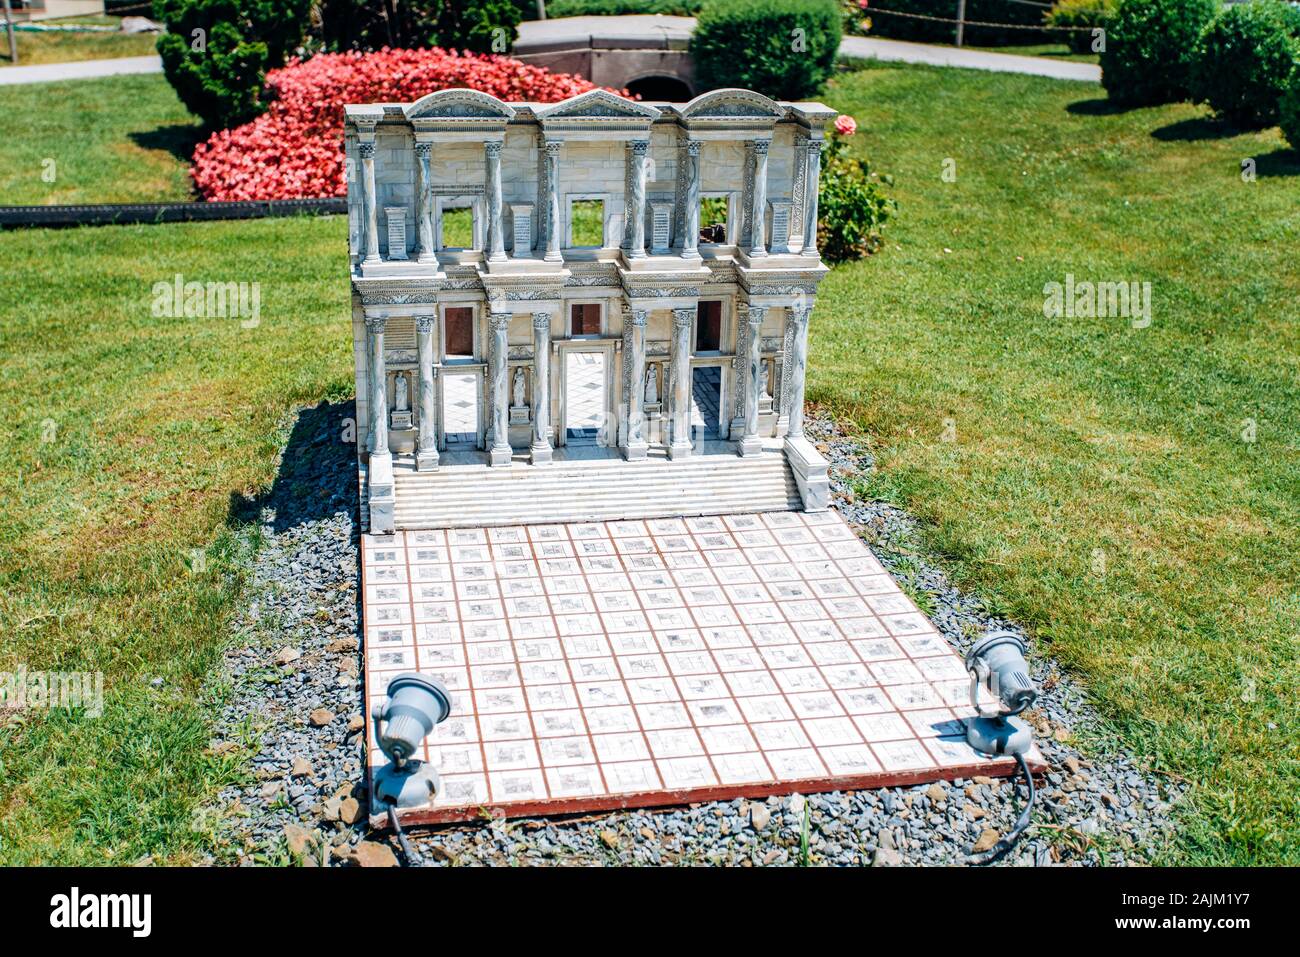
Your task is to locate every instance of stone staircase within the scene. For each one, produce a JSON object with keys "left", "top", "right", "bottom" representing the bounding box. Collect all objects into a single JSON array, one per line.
[{"left": 390, "top": 450, "right": 802, "bottom": 529}]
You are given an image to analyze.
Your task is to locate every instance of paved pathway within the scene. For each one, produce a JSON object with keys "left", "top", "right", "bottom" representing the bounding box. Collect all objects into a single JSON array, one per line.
[
  {"left": 840, "top": 36, "right": 1100, "bottom": 82},
  {"left": 0, "top": 53, "right": 162, "bottom": 85}
]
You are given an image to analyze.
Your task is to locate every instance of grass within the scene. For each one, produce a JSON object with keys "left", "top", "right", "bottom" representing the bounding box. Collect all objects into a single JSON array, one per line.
[
  {"left": 1, "top": 16, "right": 158, "bottom": 67},
  {"left": 0, "top": 66, "right": 1295, "bottom": 865},
  {"left": 968, "top": 42, "right": 1100, "bottom": 65},
  {"left": 570, "top": 198, "right": 605, "bottom": 246},
  {"left": 0, "top": 74, "right": 199, "bottom": 204},
  {"left": 818, "top": 63, "right": 1299, "bottom": 865},
  {"left": 0, "top": 215, "right": 352, "bottom": 864}
]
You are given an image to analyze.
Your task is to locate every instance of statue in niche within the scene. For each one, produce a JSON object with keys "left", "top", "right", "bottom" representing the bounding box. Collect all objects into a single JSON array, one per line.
[
  {"left": 644, "top": 364, "right": 659, "bottom": 404},
  {"left": 512, "top": 367, "right": 526, "bottom": 409},
  {"left": 394, "top": 373, "right": 410, "bottom": 411},
  {"left": 759, "top": 360, "right": 771, "bottom": 399}
]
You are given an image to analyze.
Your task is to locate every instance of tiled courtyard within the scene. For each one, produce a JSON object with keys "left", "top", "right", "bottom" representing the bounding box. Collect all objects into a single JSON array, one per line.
[{"left": 362, "top": 510, "right": 1032, "bottom": 825}]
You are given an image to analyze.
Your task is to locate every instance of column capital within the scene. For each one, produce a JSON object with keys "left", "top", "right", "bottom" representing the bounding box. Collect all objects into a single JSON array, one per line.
[
  {"left": 485, "top": 140, "right": 504, "bottom": 157},
  {"left": 746, "top": 305, "right": 767, "bottom": 327},
  {"left": 414, "top": 314, "right": 435, "bottom": 334},
  {"left": 751, "top": 139, "right": 771, "bottom": 155},
  {"left": 671, "top": 307, "right": 696, "bottom": 328},
  {"left": 532, "top": 312, "right": 551, "bottom": 331},
  {"left": 685, "top": 139, "right": 702, "bottom": 156},
  {"left": 789, "top": 305, "right": 811, "bottom": 327},
  {"left": 358, "top": 142, "right": 376, "bottom": 160},
  {"left": 807, "top": 139, "right": 823, "bottom": 157},
  {"left": 414, "top": 141, "right": 432, "bottom": 159},
  {"left": 544, "top": 138, "right": 562, "bottom": 156},
  {"left": 629, "top": 309, "right": 649, "bottom": 327},
  {"left": 489, "top": 312, "right": 511, "bottom": 331},
  {"left": 630, "top": 139, "right": 650, "bottom": 155},
  {"left": 364, "top": 314, "right": 388, "bottom": 333}
]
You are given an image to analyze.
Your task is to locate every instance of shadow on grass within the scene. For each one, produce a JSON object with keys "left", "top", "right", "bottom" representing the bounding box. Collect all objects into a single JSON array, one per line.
[
  {"left": 1150, "top": 116, "right": 1246, "bottom": 142},
  {"left": 129, "top": 122, "right": 206, "bottom": 166},
  {"left": 1065, "top": 97, "right": 1146, "bottom": 117},
  {"left": 1250, "top": 146, "right": 1300, "bottom": 178},
  {"left": 228, "top": 400, "right": 360, "bottom": 535}
]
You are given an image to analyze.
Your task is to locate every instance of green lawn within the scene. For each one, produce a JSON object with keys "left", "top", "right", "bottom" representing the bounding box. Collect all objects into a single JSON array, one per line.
[
  {"left": 1, "top": 17, "right": 158, "bottom": 67},
  {"left": 819, "top": 64, "right": 1299, "bottom": 865},
  {"left": 0, "top": 73, "right": 198, "bottom": 204},
  {"left": 0, "top": 66, "right": 1296, "bottom": 865}
]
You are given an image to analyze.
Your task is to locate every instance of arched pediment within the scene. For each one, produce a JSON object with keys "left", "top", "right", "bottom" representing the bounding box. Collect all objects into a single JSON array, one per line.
[
  {"left": 403, "top": 88, "right": 516, "bottom": 122},
  {"left": 677, "top": 88, "right": 785, "bottom": 121}
]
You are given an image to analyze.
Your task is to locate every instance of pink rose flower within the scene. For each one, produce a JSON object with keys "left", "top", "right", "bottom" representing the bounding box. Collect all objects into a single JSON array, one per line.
[{"left": 835, "top": 115, "right": 858, "bottom": 137}]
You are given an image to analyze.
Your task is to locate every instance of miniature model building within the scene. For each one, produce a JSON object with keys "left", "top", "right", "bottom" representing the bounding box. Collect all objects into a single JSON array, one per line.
[{"left": 345, "top": 87, "right": 833, "bottom": 532}]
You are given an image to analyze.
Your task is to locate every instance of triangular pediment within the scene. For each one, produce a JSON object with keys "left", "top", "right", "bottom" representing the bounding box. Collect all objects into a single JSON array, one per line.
[
  {"left": 677, "top": 88, "right": 785, "bottom": 122},
  {"left": 534, "top": 89, "right": 661, "bottom": 122},
  {"left": 404, "top": 89, "right": 516, "bottom": 122}
]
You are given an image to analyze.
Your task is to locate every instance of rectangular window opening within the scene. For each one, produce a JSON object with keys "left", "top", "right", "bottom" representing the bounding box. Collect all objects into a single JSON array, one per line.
[
  {"left": 696, "top": 300, "right": 722, "bottom": 353},
  {"left": 445, "top": 306, "right": 474, "bottom": 358},
  {"left": 441, "top": 203, "right": 476, "bottom": 250},
  {"left": 570, "top": 199, "right": 604, "bottom": 247},
  {"left": 700, "top": 196, "right": 728, "bottom": 244},
  {"left": 570, "top": 303, "right": 602, "bottom": 337}
]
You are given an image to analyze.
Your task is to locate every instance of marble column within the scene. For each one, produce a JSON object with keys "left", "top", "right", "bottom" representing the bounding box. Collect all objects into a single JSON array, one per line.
[
  {"left": 680, "top": 140, "right": 701, "bottom": 259},
  {"left": 530, "top": 312, "right": 553, "bottom": 465},
  {"left": 802, "top": 141, "right": 823, "bottom": 258},
  {"left": 488, "top": 312, "right": 512, "bottom": 465},
  {"left": 360, "top": 142, "right": 381, "bottom": 265},
  {"left": 625, "top": 309, "right": 649, "bottom": 461},
  {"left": 415, "top": 315, "right": 439, "bottom": 470},
  {"left": 543, "top": 139, "right": 562, "bottom": 263},
  {"left": 485, "top": 140, "right": 506, "bottom": 262},
  {"left": 414, "top": 142, "right": 436, "bottom": 264},
  {"left": 749, "top": 139, "right": 770, "bottom": 258},
  {"left": 365, "top": 315, "right": 388, "bottom": 454},
  {"left": 786, "top": 307, "right": 811, "bottom": 439},
  {"left": 669, "top": 307, "right": 695, "bottom": 459},
  {"left": 628, "top": 140, "right": 649, "bottom": 259},
  {"left": 739, "top": 306, "right": 765, "bottom": 456}
]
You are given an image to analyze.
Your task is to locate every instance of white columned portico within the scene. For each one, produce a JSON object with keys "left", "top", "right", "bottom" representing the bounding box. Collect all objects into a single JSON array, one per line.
[
  {"left": 485, "top": 140, "right": 506, "bottom": 263},
  {"left": 802, "top": 141, "right": 822, "bottom": 258},
  {"left": 628, "top": 140, "right": 649, "bottom": 259},
  {"left": 625, "top": 308, "right": 649, "bottom": 461},
  {"left": 680, "top": 140, "right": 701, "bottom": 259},
  {"left": 739, "top": 305, "right": 765, "bottom": 456},
  {"left": 669, "top": 307, "right": 695, "bottom": 459},
  {"left": 543, "top": 139, "right": 562, "bottom": 262},
  {"left": 415, "top": 314, "right": 439, "bottom": 470},
  {"left": 359, "top": 140, "right": 381, "bottom": 266},
  {"left": 785, "top": 306, "right": 810, "bottom": 439},
  {"left": 414, "top": 141, "right": 436, "bottom": 264},
  {"left": 488, "top": 312, "right": 512, "bottom": 466},
  {"left": 531, "top": 312, "right": 553, "bottom": 464},
  {"left": 749, "top": 139, "right": 770, "bottom": 258}
]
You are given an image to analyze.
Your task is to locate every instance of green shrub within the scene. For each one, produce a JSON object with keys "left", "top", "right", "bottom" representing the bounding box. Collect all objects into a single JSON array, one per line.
[
  {"left": 1045, "top": 0, "right": 1117, "bottom": 55},
  {"left": 1100, "top": 0, "right": 1217, "bottom": 105},
  {"left": 153, "top": 0, "right": 311, "bottom": 130},
  {"left": 315, "top": 0, "right": 522, "bottom": 55},
  {"left": 1192, "top": 1, "right": 1300, "bottom": 129},
  {"left": 546, "top": 0, "right": 703, "bottom": 16},
  {"left": 1282, "top": 74, "right": 1300, "bottom": 149},
  {"left": 692, "top": 0, "right": 841, "bottom": 100},
  {"left": 817, "top": 124, "right": 895, "bottom": 263}
]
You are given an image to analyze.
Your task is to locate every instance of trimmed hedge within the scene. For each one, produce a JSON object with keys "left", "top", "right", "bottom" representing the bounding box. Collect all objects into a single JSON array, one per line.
[
  {"left": 546, "top": 0, "right": 704, "bottom": 15},
  {"left": 1191, "top": 1, "right": 1300, "bottom": 129},
  {"left": 692, "top": 0, "right": 841, "bottom": 100},
  {"left": 1100, "top": 0, "right": 1218, "bottom": 105},
  {"left": 315, "top": 0, "right": 522, "bottom": 55},
  {"left": 154, "top": 0, "right": 312, "bottom": 130},
  {"left": 1282, "top": 74, "right": 1300, "bottom": 149}
]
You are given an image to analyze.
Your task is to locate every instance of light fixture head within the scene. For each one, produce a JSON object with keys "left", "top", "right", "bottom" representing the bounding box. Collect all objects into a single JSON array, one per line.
[
  {"left": 371, "top": 673, "right": 452, "bottom": 810},
  {"left": 964, "top": 631, "right": 1036, "bottom": 757}
]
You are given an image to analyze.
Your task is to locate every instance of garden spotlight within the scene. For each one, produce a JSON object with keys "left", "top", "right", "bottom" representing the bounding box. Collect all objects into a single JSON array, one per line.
[{"left": 371, "top": 672, "right": 452, "bottom": 811}]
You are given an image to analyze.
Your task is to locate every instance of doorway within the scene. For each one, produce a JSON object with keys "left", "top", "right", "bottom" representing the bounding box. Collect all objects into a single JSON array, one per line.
[
  {"left": 691, "top": 365, "right": 721, "bottom": 441},
  {"left": 442, "top": 371, "right": 480, "bottom": 450},
  {"left": 564, "top": 351, "right": 606, "bottom": 444}
]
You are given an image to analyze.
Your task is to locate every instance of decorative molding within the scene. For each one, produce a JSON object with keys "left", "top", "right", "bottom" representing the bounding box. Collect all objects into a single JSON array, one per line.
[{"left": 404, "top": 89, "right": 516, "bottom": 122}]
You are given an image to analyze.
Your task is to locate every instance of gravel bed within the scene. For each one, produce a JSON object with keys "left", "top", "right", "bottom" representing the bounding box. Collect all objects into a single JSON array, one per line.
[{"left": 205, "top": 403, "right": 1183, "bottom": 867}]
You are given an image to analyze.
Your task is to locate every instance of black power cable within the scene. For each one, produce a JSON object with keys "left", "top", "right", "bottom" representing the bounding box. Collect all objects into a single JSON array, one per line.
[{"left": 970, "top": 751, "right": 1036, "bottom": 865}]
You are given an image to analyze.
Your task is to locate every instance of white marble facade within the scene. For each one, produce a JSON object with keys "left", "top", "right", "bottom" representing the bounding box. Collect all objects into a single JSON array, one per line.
[{"left": 346, "top": 88, "right": 835, "bottom": 533}]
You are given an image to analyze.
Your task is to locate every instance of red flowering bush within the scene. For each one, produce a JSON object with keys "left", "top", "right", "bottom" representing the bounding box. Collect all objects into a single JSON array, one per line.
[{"left": 192, "top": 48, "right": 606, "bottom": 201}]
